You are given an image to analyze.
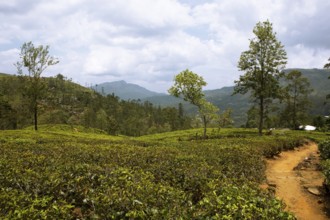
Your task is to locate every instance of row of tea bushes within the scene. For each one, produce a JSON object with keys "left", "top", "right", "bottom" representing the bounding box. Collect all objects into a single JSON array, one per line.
[
  {"left": 0, "top": 129, "right": 312, "bottom": 219},
  {"left": 319, "top": 139, "right": 330, "bottom": 191}
]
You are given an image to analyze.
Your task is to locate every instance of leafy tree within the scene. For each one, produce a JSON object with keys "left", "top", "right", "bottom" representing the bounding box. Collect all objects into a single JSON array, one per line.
[
  {"left": 168, "top": 69, "right": 206, "bottom": 106},
  {"left": 234, "top": 20, "right": 287, "bottom": 135},
  {"left": 281, "top": 70, "right": 313, "bottom": 129},
  {"left": 218, "top": 108, "right": 233, "bottom": 128},
  {"left": 15, "top": 42, "right": 59, "bottom": 130},
  {"left": 324, "top": 58, "right": 330, "bottom": 100},
  {"left": 245, "top": 106, "right": 258, "bottom": 128},
  {"left": 168, "top": 69, "right": 217, "bottom": 137},
  {"left": 199, "top": 99, "right": 219, "bottom": 135}
]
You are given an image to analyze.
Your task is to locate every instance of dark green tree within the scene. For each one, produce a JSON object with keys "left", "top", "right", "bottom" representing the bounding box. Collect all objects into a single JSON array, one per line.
[
  {"left": 15, "top": 42, "right": 59, "bottom": 130},
  {"left": 245, "top": 106, "right": 258, "bottom": 128},
  {"left": 325, "top": 58, "right": 330, "bottom": 100},
  {"left": 281, "top": 70, "right": 313, "bottom": 129},
  {"left": 218, "top": 108, "right": 233, "bottom": 128},
  {"left": 0, "top": 94, "right": 17, "bottom": 129},
  {"left": 234, "top": 20, "right": 287, "bottom": 135}
]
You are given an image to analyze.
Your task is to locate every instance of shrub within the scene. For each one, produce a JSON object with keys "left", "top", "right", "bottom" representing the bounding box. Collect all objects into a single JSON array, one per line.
[
  {"left": 319, "top": 139, "right": 330, "bottom": 159},
  {"left": 194, "top": 180, "right": 295, "bottom": 219}
]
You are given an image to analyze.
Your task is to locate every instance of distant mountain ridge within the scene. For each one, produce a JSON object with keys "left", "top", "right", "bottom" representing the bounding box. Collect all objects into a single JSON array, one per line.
[
  {"left": 93, "top": 80, "right": 164, "bottom": 100},
  {"left": 95, "top": 68, "right": 330, "bottom": 126}
]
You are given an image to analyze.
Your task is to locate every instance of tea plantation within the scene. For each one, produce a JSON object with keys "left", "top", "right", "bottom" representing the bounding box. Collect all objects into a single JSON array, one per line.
[{"left": 1, "top": 125, "right": 329, "bottom": 219}]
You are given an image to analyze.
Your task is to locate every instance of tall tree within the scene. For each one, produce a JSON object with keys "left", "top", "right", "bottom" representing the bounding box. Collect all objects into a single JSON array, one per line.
[
  {"left": 325, "top": 58, "right": 330, "bottom": 100},
  {"left": 15, "top": 42, "right": 59, "bottom": 130},
  {"left": 234, "top": 20, "right": 287, "bottom": 135},
  {"left": 168, "top": 69, "right": 217, "bottom": 137},
  {"left": 282, "top": 70, "right": 313, "bottom": 129}
]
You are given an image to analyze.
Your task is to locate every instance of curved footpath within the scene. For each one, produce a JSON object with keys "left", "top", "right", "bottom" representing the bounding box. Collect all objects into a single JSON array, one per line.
[{"left": 265, "top": 142, "right": 329, "bottom": 220}]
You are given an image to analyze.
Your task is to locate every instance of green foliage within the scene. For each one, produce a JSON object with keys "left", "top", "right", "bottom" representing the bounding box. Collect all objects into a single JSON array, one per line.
[
  {"left": 234, "top": 20, "right": 287, "bottom": 135},
  {"left": 15, "top": 41, "right": 59, "bottom": 131},
  {"left": 324, "top": 58, "right": 330, "bottom": 101},
  {"left": 0, "top": 74, "right": 192, "bottom": 135},
  {"left": 218, "top": 108, "right": 233, "bottom": 128},
  {"left": 0, "top": 95, "right": 17, "bottom": 129},
  {"left": 168, "top": 69, "right": 206, "bottom": 106},
  {"left": 319, "top": 139, "right": 330, "bottom": 159},
  {"left": 168, "top": 69, "right": 218, "bottom": 137},
  {"left": 281, "top": 70, "right": 313, "bottom": 129},
  {"left": 0, "top": 128, "right": 316, "bottom": 219},
  {"left": 195, "top": 180, "right": 295, "bottom": 219},
  {"left": 318, "top": 139, "right": 330, "bottom": 192}
]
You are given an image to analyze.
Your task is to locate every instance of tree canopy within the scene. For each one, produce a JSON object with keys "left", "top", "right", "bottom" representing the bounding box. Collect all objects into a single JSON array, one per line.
[
  {"left": 168, "top": 69, "right": 206, "bottom": 107},
  {"left": 281, "top": 70, "right": 313, "bottom": 129},
  {"left": 168, "top": 69, "right": 218, "bottom": 137},
  {"left": 234, "top": 20, "right": 287, "bottom": 135},
  {"left": 15, "top": 42, "right": 59, "bottom": 130}
]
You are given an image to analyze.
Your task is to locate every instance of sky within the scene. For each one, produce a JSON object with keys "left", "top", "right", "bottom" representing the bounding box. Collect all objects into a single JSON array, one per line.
[{"left": 0, "top": 0, "right": 329, "bottom": 93}]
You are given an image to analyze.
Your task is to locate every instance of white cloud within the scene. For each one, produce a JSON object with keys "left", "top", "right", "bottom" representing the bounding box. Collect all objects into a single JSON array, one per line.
[
  {"left": 0, "top": 0, "right": 329, "bottom": 92},
  {"left": 287, "top": 44, "right": 330, "bottom": 68},
  {"left": 0, "top": 49, "right": 20, "bottom": 74}
]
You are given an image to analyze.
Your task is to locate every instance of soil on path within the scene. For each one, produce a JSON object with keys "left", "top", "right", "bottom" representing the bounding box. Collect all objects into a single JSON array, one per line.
[{"left": 265, "top": 142, "right": 330, "bottom": 220}]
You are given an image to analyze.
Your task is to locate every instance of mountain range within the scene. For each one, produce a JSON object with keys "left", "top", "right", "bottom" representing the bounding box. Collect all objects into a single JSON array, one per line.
[
  {"left": 93, "top": 80, "right": 164, "bottom": 100},
  {"left": 94, "top": 68, "right": 330, "bottom": 126}
]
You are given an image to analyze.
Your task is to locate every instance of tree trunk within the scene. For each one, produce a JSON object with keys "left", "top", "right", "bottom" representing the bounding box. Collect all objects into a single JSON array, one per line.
[{"left": 258, "top": 96, "right": 264, "bottom": 136}]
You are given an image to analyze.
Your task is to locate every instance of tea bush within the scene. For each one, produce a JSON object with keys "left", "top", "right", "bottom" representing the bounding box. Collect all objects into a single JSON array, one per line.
[
  {"left": 319, "top": 139, "right": 330, "bottom": 192},
  {"left": 319, "top": 139, "right": 330, "bottom": 159},
  {"left": 0, "top": 128, "right": 322, "bottom": 219}
]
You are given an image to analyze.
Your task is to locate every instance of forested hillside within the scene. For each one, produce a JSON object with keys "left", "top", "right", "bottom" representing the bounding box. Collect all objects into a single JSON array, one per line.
[
  {"left": 0, "top": 74, "right": 191, "bottom": 135},
  {"left": 92, "top": 80, "right": 164, "bottom": 100},
  {"left": 144, "top": 68, "right": 330, "bottom": 127}
]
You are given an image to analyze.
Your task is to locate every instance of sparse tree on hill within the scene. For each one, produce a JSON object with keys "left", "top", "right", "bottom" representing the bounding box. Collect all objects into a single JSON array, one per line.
[
  {"left": 281, "top": 70, "right": 313, "bottom": 129},
  {"left": 15, "top": 42, "right": 59, "bottom": 131},
  {"left": 199, "top": 99, "right": 219, "bottom": 135},
  {"left": 218, "top": 108, "right": 233, "bottom": 128},
  {"left": 168, "top": 69, "right": 218, "bottom": 137},
  {"left": 324, "top": 58, "right": 330, "bottom": 100},
  {"left": 234, "top": 20, "right": 287, "bottom": 135}
]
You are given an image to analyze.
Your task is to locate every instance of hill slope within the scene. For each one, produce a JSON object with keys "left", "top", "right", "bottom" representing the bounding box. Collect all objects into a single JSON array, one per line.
[
  {"left": 144, "top": 68, "right": 330, "bottom": 126},
  {"left": 93, "top": 80, "right": 164, "bottom": 100},
  {"left": 0, "top": 74, "right": 189, "bottom": 135}
]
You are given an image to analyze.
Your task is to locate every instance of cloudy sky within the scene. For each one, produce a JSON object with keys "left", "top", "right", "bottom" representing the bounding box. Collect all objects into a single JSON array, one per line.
[{"left": 0, "top": 0, "right": 329, "bottom": 93}]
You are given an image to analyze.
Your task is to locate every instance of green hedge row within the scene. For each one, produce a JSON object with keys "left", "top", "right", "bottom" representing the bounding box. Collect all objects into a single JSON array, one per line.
[
  {"left": 0, "top": 130, "right": 304, "bottom": 219},
  {"left": 319, "top": 139, "right": 330, "bottom": 191}
]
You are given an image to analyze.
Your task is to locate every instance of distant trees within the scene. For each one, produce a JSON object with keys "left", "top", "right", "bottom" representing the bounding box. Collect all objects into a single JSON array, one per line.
[
  {"left": 218, "top": 108, "right": 233, "bottom": 128},
  {"left": 168, "top": 69, "right": 218, "bottom": 137},
  {"left": 325, "top": 58, "right": 330, "bottom": 100},
  {"left": 15, "top": 42, "right": 59, "bottom": 131},
  {"left": 281, "top": 70, "right": 313, "bottom": 129},
  {"left": 0, "top": 72, "right": 192, "bottom": 134},
  {"left": 0, "top": 94, "right": 17, "bottom": 129},
  {"left": 234, "top": 20, "right": 287, "bottom": 135}
]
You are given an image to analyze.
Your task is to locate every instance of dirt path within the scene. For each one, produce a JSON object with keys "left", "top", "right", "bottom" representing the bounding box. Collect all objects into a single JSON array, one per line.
[{"left": 265, "top": 142, "right": 329, "bottom": 220}]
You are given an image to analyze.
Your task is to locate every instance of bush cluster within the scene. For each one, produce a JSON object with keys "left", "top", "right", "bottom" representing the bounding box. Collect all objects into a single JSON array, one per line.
[
  {"left": 0, "top": 129, "right": 305, "bottom": 219},
  {"left": 319, "top": 139, "right": 330, "bottom": 191}
]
